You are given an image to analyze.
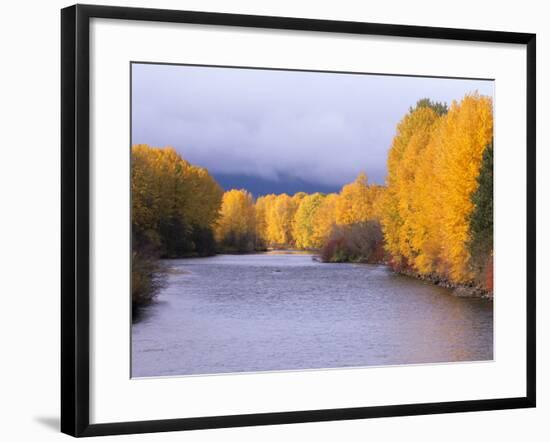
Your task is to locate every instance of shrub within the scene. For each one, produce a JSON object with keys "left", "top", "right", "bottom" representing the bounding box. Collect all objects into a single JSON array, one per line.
[
  {"left": 131, "top": 227, "right": 166, "bottom": 309},
  {"left": 320, "top": 221, "right": 385, "bottom": 264},
  {"left": 483, "top": 254, "right": 494, "bottom": 293},
  {"left": 131, "top": 250, "right": 165, "bottom": 307}
]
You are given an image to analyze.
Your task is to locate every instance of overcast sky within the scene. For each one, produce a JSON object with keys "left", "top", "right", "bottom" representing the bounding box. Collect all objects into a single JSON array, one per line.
[{"left": 132, "top": 63, "right": 493, "bottom": 195}]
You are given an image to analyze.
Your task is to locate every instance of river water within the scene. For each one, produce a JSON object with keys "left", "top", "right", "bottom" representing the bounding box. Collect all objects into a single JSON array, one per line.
[{"left": 132, "top": 251, "right": 493, "bottom": 377}]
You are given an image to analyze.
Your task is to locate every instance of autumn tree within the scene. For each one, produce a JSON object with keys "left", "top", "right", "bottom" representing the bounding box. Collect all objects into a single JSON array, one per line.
[
  {"left": 292, "top": 192, "right": 307, "bottom": 206},
  {"left": 436, "top": 94, "right": 493, "bottom": 281},
  {"left": 215, "top": 189, "right": 257, "bottom": 252},
  {"left": 254, "top": 194, "right": 276, "bottom": 250},
  {"left": 131, "top": 144, "right": 223, "bottom": 305},
  {"left": 293, "top": 193, "right": 326, "bottom": 249},
  {"left": 131, "top": 144, "right": 223, "bottom": 258},
  {"left": 335, "top": 172, "right": 384, "bottom": 225},
  {"left": 367, "top": 185, "right": 386, "bottom": 221},
  {"left": 264, "top": 193, "right": 299, "bottom": 247},
  {"left": 406, "top": 126, "right": 445, "bottom": 275},
  {"left": 381, "top": 93, "right": 493, "bottom": 284},
  {"left": 311, "top": 193, "right": 339, "bottom": 247},
  {"left": 381, "top": 106, "right": 441, "bottom": 265}
]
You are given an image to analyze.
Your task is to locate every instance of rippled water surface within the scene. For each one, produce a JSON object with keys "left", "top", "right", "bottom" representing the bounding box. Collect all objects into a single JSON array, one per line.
[{"left": 132, "top": 252, "right": 493, "bottom": 377}]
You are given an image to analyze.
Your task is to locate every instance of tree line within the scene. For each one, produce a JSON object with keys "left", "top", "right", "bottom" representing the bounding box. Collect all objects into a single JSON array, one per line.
[
  {"left": 131, "top": 92, "right": 493, "bottom": 306},
  {"left": 214, "top": 173, "right": 385, "bottom": 259},
  {"left": 381, "top": 94, "right": 493, "bottom": 290}
]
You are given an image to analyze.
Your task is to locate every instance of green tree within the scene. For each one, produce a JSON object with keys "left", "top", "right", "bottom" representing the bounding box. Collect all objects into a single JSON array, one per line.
[
  {"left": 410, "top": 98, "right": 448, "bottom": 116},
  {"left": 468, "top": 141, "right": 493, "bottom": 279}
]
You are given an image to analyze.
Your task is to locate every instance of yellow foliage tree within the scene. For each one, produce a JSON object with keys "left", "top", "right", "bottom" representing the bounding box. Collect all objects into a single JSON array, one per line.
[
  {"left": 132, "top": 94, "right": 492, "bottom": 289},
  {"left": 381, "top": 94, "right": 493, "bottom": 283},
  {"left": 311, "top": 193, "right": 339, "bottom": 246},
  {"left": 367, "top": 185, "right": 386, "bottom": 221},
  {"left": 185, "top": 165, "right": 226, "bottom": 229},
  {"left": 436, "top": 94, "right": 493, "bottom": 281},
  {"left": 335, "top": 172, "right": 384, "bottom": 225},
  {"left": 264, "top": 193, "right": 299, "bottom": 247},
  {"left": 254, "top": 194, "right": 275, "bottom": 249},
  {"left": 292, "top": 192, "right": 307, "bottom": 206},
  {"left": 407, "top": 127, "right": 445, "bottom": 274},
  {"left": 131, "top": 144, "right": 224, "bottom": 303},
  {"left": 131, "top": 144, "right": 223, "bottom": 256},
  {"left": 215, "top": 189, "right": 256, "bottom": 252},
  {"left": 381, "top": 107, "right": 441, "bottom": 263},
  {"left": 293, "top": 193, "right": 326, "bottom": 249}
]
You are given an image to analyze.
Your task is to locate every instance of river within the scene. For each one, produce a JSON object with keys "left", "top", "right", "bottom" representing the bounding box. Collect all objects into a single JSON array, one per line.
[{"left": 131, "top": 251, "right": 493, "bottom": 377}]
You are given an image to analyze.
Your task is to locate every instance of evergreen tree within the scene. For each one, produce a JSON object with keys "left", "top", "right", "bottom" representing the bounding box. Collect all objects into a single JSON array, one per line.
[
  {"left": 410, "top": 98, "right": 448, "bottom": 116},
  {"left": 468, "top": 141, "right": 493, "bottom": 276}
]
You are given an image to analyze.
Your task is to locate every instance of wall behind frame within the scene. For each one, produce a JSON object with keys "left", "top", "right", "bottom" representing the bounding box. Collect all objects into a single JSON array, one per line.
[{"left": 0, "top": 0, "right": 546, "bottom": 441}]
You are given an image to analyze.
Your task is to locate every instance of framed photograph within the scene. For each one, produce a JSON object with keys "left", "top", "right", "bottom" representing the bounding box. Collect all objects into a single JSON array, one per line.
[{"left": 61, "top": 4, "right": 536, "bottom": 437}]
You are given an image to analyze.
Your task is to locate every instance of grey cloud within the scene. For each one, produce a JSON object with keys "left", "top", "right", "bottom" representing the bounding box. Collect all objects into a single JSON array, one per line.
[{"left": 132, "top": 63, "right": 494, "bottom": 188}]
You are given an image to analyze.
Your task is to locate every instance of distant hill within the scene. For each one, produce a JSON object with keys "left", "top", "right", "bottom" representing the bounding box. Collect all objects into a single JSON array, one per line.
[{"left": 212, "top": 173, "right": 340, "bottom": 197}]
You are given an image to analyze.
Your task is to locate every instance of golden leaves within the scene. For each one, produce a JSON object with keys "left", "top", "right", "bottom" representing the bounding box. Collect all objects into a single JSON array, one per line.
[
  {"left": 254, "top": 176, "right": 385, "bottom": 250},
  {"left": 381, "top": 94, "right": 493, "bottom": 283},
  {"left": 131, "top": 144, "right": 223, "bottom": 234},
  {"left": 133, "top": 92, "right": 492, "bottom": 284},
  {"left": 215, "top": 189, "right": 256, "bottom": 251}
]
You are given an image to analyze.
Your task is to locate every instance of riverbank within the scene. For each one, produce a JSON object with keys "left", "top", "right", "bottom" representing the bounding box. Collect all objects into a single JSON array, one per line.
[
  {"left": 313, "top": 247, "right": 493, "bottom": 300},
  {"left": 390, "top": 266, "right": 493, "bottom": 300}
]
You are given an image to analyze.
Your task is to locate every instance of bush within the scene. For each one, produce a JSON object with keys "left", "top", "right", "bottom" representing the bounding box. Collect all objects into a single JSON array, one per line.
[
  {"left": 131, "top": 250, "right": 165, "bottom": 307},
  {"left": 483, "top": 254, "right": 493, "bottom": 293},
  {"left": 158, "top": 217, "right": 193, "bottom": 258},
  {"left": 191, "top": 225, "right": 218, "bottom": 256},
  {"left": 217, "top": 230, "right": 256, "bottom": 253},
  {"left": 320, "top": 221, "right": 385, "bottom": 264},
  {"left": 131, "top": 227, "right": 166, "bottom": 309}
]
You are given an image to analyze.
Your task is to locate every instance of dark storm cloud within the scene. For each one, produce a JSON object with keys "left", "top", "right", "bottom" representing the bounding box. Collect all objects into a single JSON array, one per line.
[{"left": 131, "top": 63, "right": 493, "bottom": 190}]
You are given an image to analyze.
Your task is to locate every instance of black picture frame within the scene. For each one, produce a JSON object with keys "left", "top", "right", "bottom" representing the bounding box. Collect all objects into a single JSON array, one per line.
[{"left": 61, "top": 4, "right": 536, "bottom": 437}]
